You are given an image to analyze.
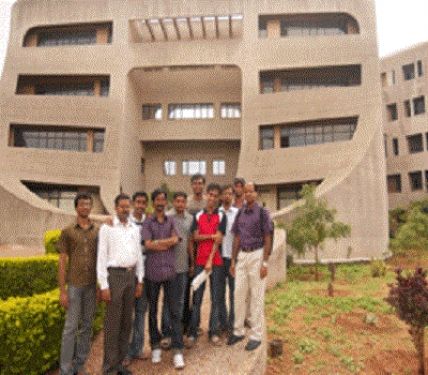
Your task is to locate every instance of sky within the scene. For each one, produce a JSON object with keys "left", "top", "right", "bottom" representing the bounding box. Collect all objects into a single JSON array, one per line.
[{"left": 1, "top": 0, "right": 428, "bottom": 76}]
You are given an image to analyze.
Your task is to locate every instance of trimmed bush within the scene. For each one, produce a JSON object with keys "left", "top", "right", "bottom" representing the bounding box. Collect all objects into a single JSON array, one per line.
[
  {"left": 44, "top": 229, "right": 62, "bottom": 254},
  {"left": 0, "top": 256, "right": 58, "bottom": 300}
]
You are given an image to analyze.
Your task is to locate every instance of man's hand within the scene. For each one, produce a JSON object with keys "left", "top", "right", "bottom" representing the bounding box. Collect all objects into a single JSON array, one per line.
[
  {"left": 205, "top": 258, "right": 213, "bottom": 272},
  {"left": 59, "top": 290, "right": 68, "bottom": 309},
  {"left": 260, "top": 265, "right": 268, "bottom": 279},
  {"left": 135, "top": 283, "right": 143, "bottom": 298},
  {"left": 189, "top": 265, "right": 195, "bottom": 277},
  {"left": 101, "top": 288, "right": 111, "bottom": 303},
  {"left": 230, "top": 262, "right": 236, "bottom": 278},
  {"left": 104, "top": 216, "right": 114, "bottom": 227},
  {"left": 212, "top": 233, "right": 222, "bottom": 245},
  {"left": 96, "top": 287, "right": 102, "bottom": 304}
]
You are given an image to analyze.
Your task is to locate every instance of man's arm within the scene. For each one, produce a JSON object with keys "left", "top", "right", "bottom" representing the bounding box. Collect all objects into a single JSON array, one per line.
[
  {"left": 58, "top": 252, "right": 69, "bottom": 308},
  {"left": 229, "top": 234, "right": 241, "bottom": 278},
  {"left": 187, "top": 234, "right": 195, "bottom": 276},
  {"left": 97, "top": 225, "right": 111, "bottom": 302},
  {"left": 204, "top": 230, "right": 223, "bottom": 272}
]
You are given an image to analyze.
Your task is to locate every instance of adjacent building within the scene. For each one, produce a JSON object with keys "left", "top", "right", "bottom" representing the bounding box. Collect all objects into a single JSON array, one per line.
[
  {"left": 0, "top": 0, "right": 388, "bottom": 261},
  {"left": 381, "top": 42, "right": 428, "bottom": 209}
]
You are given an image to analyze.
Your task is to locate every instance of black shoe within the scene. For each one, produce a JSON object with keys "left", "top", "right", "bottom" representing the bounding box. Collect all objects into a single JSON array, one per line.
[
  {"left": 245, "top": 340, "right": 261, "bottom": 351},
  {"left": 227, "top": 334, "right": 245, "bottom": 346},
  {"left": 118, "top": 369, "right": 132, "bottom": 375}
]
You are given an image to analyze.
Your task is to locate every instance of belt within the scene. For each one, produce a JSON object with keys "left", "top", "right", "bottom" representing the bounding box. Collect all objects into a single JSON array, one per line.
[
  {"left": 240, "top": 247, "right": 261, "bottom": 253},
  {"left": 108, "top": 266, "right": 135, "bottom": 272}
]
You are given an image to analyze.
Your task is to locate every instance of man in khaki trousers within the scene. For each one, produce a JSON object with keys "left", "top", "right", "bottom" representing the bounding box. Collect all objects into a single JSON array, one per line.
[{"left": 228, "top": 182, "right": 273, "bottom": 351}]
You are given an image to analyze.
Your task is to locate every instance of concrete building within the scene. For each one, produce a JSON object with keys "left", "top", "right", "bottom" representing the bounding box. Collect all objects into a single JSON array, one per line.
[
  {"left": 381, "top": 42, "right": 428, "bottom": 209},
  {"left": 0, "top": 0, "right": 388, "bottom": 261}
]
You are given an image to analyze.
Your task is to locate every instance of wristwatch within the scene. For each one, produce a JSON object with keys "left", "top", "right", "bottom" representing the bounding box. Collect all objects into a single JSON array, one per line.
[{"left": 262, "top": 261, "right": 269, "bottom": 268}]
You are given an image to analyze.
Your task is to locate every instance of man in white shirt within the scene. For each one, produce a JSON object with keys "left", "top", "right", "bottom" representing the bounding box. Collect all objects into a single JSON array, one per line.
[
  {"left": 219, "top": 184, "right": 239, "bottom": 333},
  {"left": 97, "top": 194, "right": 144, "bottom": 375}
]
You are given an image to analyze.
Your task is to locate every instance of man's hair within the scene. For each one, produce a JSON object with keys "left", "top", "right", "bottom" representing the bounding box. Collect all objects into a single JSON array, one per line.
[
  {"left": 132, "top": 191, "right": 148, "bottom": 202},
  {"left": 221, "top": 184, "right": 234, "bottom": 193},
  {"left": 114, "top": 193, "right": 130, "bottom": 207},
  {"left": 190, "top": 174, "right": 206, "bottom": 184},
  {"left": 74, "top": 192, "right": 93, "bottom": 208},
  {"left": 151, "top": 188, "right": 167, "bottom": 202},
  {"left": 207, "top": 183, "right": 221, "bottom": 194},
  {"left": 173, "top": 191, "right": 188, "bottom": 200},
  {"left": 233, "top": 177, "right": 246, "bottom": 187}
]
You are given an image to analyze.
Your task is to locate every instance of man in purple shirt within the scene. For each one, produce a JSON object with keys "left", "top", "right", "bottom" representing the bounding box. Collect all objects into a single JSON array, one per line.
[
  {"left": 228, "top": 182, "right": 273, "bottom": 351},
  {"left": 141, "top": 189, "right": 185, "bottom": 370}
]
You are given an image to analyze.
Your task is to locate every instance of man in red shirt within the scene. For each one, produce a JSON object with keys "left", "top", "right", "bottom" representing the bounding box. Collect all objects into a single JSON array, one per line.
[{"left": 187, "top": 183, "right": 227, "bottom": 347}]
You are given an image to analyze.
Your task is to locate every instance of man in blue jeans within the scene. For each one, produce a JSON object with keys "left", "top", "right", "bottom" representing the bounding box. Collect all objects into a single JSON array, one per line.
[{"left": 187, "top": 183, "right": 227, "bottom": 347}]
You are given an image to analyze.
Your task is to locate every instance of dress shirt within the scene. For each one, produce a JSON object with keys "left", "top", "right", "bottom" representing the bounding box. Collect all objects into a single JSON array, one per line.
[
  {"left": 97, "top": 216, "right": 144, "bottom": 290},
  {"left": 219, "top": 205, "right": 239, "bottom": 259}
]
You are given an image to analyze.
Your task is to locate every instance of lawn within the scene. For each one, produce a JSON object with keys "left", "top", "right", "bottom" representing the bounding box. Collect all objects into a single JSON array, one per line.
[{"left": 265, "top": 250, "right": 428, "bottom": 374}]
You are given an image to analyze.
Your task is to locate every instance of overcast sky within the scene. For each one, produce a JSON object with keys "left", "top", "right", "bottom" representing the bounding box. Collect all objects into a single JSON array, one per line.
[{"left": 1, "top": 0, "right": 428, "bottom": 76}]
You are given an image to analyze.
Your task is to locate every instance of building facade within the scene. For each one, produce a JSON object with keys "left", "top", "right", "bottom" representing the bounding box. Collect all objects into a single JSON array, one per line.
[
  {"left": 381, "top": 42, "right": 428, "bottom": 209},
  {"left": 0, "top": 0, "right": 388, "bottom": 260}
]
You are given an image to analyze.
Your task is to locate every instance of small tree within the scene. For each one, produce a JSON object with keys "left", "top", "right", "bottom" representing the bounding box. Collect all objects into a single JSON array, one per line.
[
  {"left": 287, "top": 185, "right": 351, "bottom": 294},
  {"left": 387, "top": 268, "right": 428, "bottom": 375}
]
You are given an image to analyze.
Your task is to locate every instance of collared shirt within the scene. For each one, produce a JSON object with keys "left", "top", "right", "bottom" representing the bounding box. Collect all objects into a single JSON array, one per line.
[
  {"left": 130, "top": 212, "right": 146, "bottom": 226},
  {"left": 187, "top": 195, "right": 208, "bottom": 216},
  {"left": 191, "top": 208, "right": 227, "bottom": 267},
  {"left": 142, "top": 214, "right": 178, "bottom": 282},
  {"left": 233, "top": 197, "right": 246, "bottom": 209},
  {"left": 97, "top": 216, "right": 144, "bottom": 290},
  {"left": 219, "top": 205, "right": 239, "bottom": 259},
  {"left": 166, "top": 208, "right": 193, "bottom": 273},
  {"left": 57, "top": 220, "right": 99, "bottom": 287},
  {"left": 232, "top": 202, "right": 273, "bottom": 250}
]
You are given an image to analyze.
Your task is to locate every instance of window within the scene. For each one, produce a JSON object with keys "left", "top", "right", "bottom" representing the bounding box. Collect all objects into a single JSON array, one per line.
[
  {"left": 386, "top": 103, "right": 398, "bottom": 121},
  {"left": 387, "top": 175, "right": 402, "bottom": 193},
  {"left": 259, "top": 127, "right": 274, "bottom": 150},
  {"left": 10, "top": 125, "right": 105, "bottom": 153},
  {"left": 277, "top": 181, "right": 321, "bottom": 209},
  {"left": 163, "top": 161, "right": 176, "bottom": 176},
  {"left": 417, "top": 60, "right": 423, "bottom": 77},
  {"left": 404, "top": 100, "right": 412, "bottom": 117},
  {"left": 141, "top": 158, "right": 145, "bottom": 174},
  {"left": 220, "top": 103, "right": 241, "bottom": 119},
  {"left": 392, "top": 70, "right": 396, "bottom": 85},
  {"left": 260, "top": 76, "right": 274, "bottom": 93},
  {"left": 426, "top": 133, "right": 428, "bottom": 150},
  {"left": 413, "top": 96, "right": 425, "bottom": 115},
  {"left": 381, "top": 72, "right": 387, "bottom": 88},
  {"left": 213, "top": 160, "right": 226, "bottom": 175},
  {"left": 407, "top": 134, "right": 424, "bottom": 153},
  {"left": 182, "top": 160, "right": 206, "bottom": 175},
  {"left": 409, "top": 171, "right": 423, "bottom": 191},
  {"left": 392, "top": 138, "right": 399, "bottom": 156},
  {"left": 425, "top": 171, "right": 428, "bottom": 191},
  {"left": 142, "top": 104, "right": 162, "bottom": 120},
  {"left": 168, "top": 104, "right": 214, "bottom": 120},
  {"left": 403, "top": 63, "right": 415, "bottom": 80},
  {"left": 279, "top": 117, "right": 357, "bottom": 149}
]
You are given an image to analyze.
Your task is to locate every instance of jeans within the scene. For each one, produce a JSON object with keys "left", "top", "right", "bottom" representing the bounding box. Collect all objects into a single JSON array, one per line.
[
  {"left": 161, "top": 272, "right": 188, "bottom": 337},
  {"left": 188, "top": 265, "right": 223, "bottom": 338},
  {"left": 219, "top": 257, "right": 235, "bottom": 331},
  {"left": 128, "top": 283, "right": 148, "bottom": 358},
  {"left": 145, "top": 277, "right": 184, "bottom": 350},
  {"left": 60, "top": 284, "right": 96, "bottom": 375}
]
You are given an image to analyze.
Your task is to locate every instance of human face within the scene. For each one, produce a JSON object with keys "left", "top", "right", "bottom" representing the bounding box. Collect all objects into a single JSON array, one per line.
[
  {"left": 206, "top": 189, "right": 220, "bottom": 210},
  {"left": 133, "top": 196, "right": 147, "bottom": 216},
  {"left": 75, "top": 198, "right": 92, "bottom": 219},
  {"left": 191, "top": 178, "right": 205, "bottom": 196},
  {"left": 153, "top": 193, "right": 167, "bottom": 213},
  {"left": 173, "top": 195, "right": 187, "bottom": 214},
  {"left": 222, "top": 188, "right": 234, "bottom": 206},
  {"left": 233, "top": 183, "right": 244, "bottom": 198},
  {"left": 115, "top": 198, "right": 131, "bottom": 222},
  {"left": 244, "top": 183, "right": 257, "bottom": 205}
]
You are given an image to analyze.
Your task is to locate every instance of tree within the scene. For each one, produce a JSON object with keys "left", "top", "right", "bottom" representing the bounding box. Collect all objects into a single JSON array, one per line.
[
  {"left": 287, "top": 184, "right": 351, "bottom": 294},
  {"left": 387, "top": 268, "right": 428, "bottom": 375}
]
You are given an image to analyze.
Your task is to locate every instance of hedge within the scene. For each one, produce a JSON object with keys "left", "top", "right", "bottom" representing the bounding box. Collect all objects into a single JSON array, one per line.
[
  {"left": 44, "top": 229, "right": 62, "bottom": 255},
  {"left": 0, "top": 255, "right": 58, "bottom": 300},
  {"left": 0, "top": 289, "right": 105, "bottom": 375}
]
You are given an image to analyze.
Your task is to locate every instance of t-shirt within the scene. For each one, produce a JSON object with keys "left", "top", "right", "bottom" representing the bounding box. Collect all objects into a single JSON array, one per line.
[
  {"left": 191, "top": 208, "right": 227, "bottom": 266},
  {"left": 187, "top": 195, "right": 208, "bottom": 216}
]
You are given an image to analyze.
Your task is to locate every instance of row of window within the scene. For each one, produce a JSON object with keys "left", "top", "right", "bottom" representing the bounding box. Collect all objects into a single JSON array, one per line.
[
  {"left": 142, "top": 103, "right": 241, "bottom": 120},
  {"left": 381, "top": 60, "right": 424, "bottom": 87},
  {"left": 10, "top": 125, "right": 105, "bottom": 153},
  {"left": 387, "top": 171, "right": 428, "bottom": 193},
  {"left": 386, "top": 96, "right": 425, "bottom": 121},
  {"left": 386, "top": 133, "right": 428, "bottom": 156},
  {"left": 259, "top": 117, "right": 358, "bottom": 150},
  {"left": 163, "top": 160, "right": 226, "bottom": 176}
]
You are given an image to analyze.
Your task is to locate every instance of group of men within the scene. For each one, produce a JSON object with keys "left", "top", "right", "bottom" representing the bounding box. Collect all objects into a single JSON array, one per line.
[{"left": 57, "top": 175, "right": 274, "bottom": 375}]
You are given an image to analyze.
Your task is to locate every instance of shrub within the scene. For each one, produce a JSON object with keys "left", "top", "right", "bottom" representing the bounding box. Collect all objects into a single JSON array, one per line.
[
  {"left": 44, "top": 229, "right": 62, "bottom": 254},
  {"left": 0, "top": 256, "right": 58, "bottom": 300},
  {"left": 370, "top": 259, "right": 387, "bottom": 278}
]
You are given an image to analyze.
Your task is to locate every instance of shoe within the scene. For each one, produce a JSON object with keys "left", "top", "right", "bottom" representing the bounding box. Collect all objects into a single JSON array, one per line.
[
  {"left": 173, "top": 352, "right": 185, "bottom": 370},
  {"left": 118, "top": 369, "right": 132, "bottom": 375},
  {"left": 151, "top": 348, "right": 162, "bottom": 364},
  {"left": 210, "top": 335, "right": 222, "bottom": 346},
  {"left": 160, "top": 336, "right": 172, "bottom": 350},
  {"left": 227, "top": 334, "right": 245, "bottom": 346},
  {"left": 245, "top": 340, "right": 261, "bottom": 351},
  {"left": 185, "top": 336, "right": 196, "bottom": 349}
]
